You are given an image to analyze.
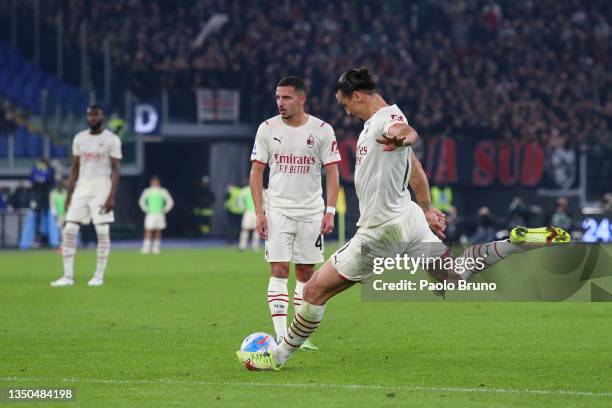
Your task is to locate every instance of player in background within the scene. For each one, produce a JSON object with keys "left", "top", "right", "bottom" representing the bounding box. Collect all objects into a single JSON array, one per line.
[
  {"left": 238, "top": 183, "right": 260, "bottom": 252},
  {"left": 139, "top": 175, "right": 174, "bottom": 254},
  {"left": 49, "top": 180, "right": 68, "bottom": 249},
  {"left": 237, "top": 68, "right": 570, "bottom": 370},
  {"left": 51, "top": 105, "right": 122, "bottom": 287},
  {"left": 250, "top": 76, "right": 341, "bottom": 349}
]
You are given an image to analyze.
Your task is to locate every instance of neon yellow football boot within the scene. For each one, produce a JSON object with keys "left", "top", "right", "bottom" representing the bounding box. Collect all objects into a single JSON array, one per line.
[
  {"left": 510, "top": 226, "right": 570, "bottom": 247},
  {"left": 236, "top": 351, "right": 281, "bottom": 371}
]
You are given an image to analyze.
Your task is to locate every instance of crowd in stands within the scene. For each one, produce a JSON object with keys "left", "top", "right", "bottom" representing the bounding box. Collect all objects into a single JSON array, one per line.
[
  {"left": 43, "top": 0, "right": 609, "bottom": 148},
  {"left": 1, "top": 0, "right": 611, "bottom": 243}
]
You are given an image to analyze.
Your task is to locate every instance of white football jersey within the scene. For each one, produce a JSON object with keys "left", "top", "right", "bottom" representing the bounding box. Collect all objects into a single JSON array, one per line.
[
  {"left": 72, "top": 129, "right": 122, "bottom": 179},
  {"left": 250, "top": 115, "right": 341, "bottom": 221},
  {"left": 354, "top": 104, "right": 413, "bottom": 228}
]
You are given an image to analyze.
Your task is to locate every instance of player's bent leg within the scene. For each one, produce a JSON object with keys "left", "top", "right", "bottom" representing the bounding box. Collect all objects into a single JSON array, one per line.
[
  {"left": 89, "top": 223, "right": 110, "bottom": 286},
  {"left": 456, "top": 226, "right": 571, "bottom": 281},
  {"left": 273, "top": 261, "right": 354, "bottom": 366},
  {"left": 294, "top": 264, "right": 318, "bottom": 350},
  {"left": 426, "top": 226, "right": 571, "bottom": 284},
  {"left": 237, "top": 261, "right": 353, "bottom": 371},
  {"left": 268, "top": 262, "right": 290, "bottom": 342},
  {"left": 294, "top": 263, "right": 315, "bottom": 310},
  {"left": 51, "top": 221, "right": 80, "bottom": 287},
  {"left": 302, "top": 261, "right": 355, "bottom": 305}
]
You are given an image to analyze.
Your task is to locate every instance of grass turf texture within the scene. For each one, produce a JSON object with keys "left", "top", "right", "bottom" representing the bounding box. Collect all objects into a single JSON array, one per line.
[{"left": 1, "top": 247, "right": 611, "bottom": 407}]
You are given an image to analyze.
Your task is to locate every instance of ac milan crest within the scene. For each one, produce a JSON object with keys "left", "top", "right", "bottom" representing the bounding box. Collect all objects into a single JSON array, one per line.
[{"left": 307, "top": 135, "right": 314, "bottom": 148}]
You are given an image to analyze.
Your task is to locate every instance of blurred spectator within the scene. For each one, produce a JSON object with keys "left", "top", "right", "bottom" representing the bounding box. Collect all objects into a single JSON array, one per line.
[
  {"left": 550, "top": 197, "right": 573, "bottom": 232},
  {"left": 471, "top": 206, "right": 496, "bottom": 243},
  {"left": 21, "top": 0, "right": 606, "bottom": 155},
  {"left": 10, "top": 180, "right": 31, "bottom": 209},
  {"left": 238, "top": 183, "right": 260, "bottom": 252},
  {"left": 444, "top": 205, "right": 463, "bottom": 245},
  {"left": 0, "top": 102, "right": 17, "bottom": 133},
  {"left": 193, "top": 175, "right": 215, "bottom": 236},
  {"left": 49, "top": 181, "right": 68, "bottom": 230},
  {"left": 108, "top": 111, "right": 127, "bottom": 139},
  {"left": 431, "top": 184, "right": 453, "bottom": 213},
  {"left": 507, "top": 197, "right": 529, "bottom": 229},
  {"left": 30, "top": 158, "right": 54, "bottom": 245},
  {"left": 224, "top": 183, "right": 244, "bottom": 240},
  {"left": 602, "top": 193, "right": 612, "bottom": 215},
  {"left": 0, "top": 187, "right": 8, "bottom": 210}
]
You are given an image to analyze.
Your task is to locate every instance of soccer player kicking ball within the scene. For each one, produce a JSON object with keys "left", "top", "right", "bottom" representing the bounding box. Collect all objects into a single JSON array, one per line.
[
  {"left": 237, "top": 68, "right": 569, "bottom": 370},
  {"left": 51, "top": 105, "right": 122, "bottom": 287},
  {"left": 250, "top": 76, "right": 341, "bottom": 349},
  {"left": 139, "top": 175, "right": 174, "bottom": 254}
]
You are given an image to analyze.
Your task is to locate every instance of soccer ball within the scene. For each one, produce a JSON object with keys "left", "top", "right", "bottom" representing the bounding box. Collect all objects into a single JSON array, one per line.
[{"left": 240, "top": 332, "right": 277, "bottom": 353}]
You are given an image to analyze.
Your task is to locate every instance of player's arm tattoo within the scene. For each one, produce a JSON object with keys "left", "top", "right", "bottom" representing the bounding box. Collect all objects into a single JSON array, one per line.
[
  {"left": 387, "top": 123, "right": 419, "bottom": 147},
  {"left": 408, "top": 152, "right": 433, "bottom": 211}
]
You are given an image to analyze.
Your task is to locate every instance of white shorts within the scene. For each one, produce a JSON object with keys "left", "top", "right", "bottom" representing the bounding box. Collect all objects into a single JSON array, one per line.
[
  {"left": 331, "top": 201, "right": 448, "bottom": 282},
  {"left": 265, "top": 210, "right": 324, "bottom": 264},
  {"left": 144, "top": 213, "right": 167, "bottom": 230},
  {"left": 241, "top": 211, "right": 257, "bottom": 230},
  {"left": 65, "top": 179, "right": 114, "bottom": 225}
]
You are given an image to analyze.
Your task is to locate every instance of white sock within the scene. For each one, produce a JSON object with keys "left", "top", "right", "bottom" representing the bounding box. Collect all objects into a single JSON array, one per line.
[
  {"left": 94, "top": 224, "right": 111, "bottom": 280},
  {"left": 458, "top": 240, "right": 526, "bottom": 281},
  {"left": 142, "top": 239, "right": 151, "bottom": 252},
  {"left": 239, "top": 230, "right": 249, "bottom": 250},
  {"left": 293, "top": 280, "right": 305, "bottom": 311},
  {"left": 274, "top": 301, "right": 326, "bottom": 365},
  {"left": 267, "top": 277, "right": 289, "bottom": 340},
  {"left": 152, "top": 239, "right": 160, "bottom": 253},
  {"left": 62, "top": 222, "right": 80, "bottom": 280}
]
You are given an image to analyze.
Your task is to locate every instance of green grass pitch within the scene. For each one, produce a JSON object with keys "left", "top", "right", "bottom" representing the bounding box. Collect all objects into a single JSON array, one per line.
[{"left": 1, "top": 247, "right": 611, "bottom": 407}]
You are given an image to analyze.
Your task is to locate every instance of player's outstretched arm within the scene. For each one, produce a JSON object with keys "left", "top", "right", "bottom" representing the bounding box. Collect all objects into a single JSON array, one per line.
[
  {"left": 408, "top": 152, "right": 446, "bottom": 239},
  {"left": 376, "top": 123, "right": 419, "bottom": 151},
  {"left": 321, "top": 164, "right": 339, "bottom": 235},
  {"left": 64, "top": 156, "right": 80, "bottom": 212},
  {"left": 250, "top": 161, "right": 267, "bottom": 240}
]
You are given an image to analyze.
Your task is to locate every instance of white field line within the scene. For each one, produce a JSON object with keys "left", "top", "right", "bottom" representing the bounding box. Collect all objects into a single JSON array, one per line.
[{"left": 1, "top": 376, "right": 611, "bottom": 398}]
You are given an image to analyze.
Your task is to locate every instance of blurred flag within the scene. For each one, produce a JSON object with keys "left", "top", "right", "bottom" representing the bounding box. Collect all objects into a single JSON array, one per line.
[{"left": 193, "top": 14, "right": 229, "bottom": 49}]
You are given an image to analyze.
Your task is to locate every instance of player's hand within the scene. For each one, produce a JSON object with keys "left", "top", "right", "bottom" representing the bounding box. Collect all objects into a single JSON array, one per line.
[
  {"left": 101, "top": 195, "right": 115, "bottom": 214},
  {"left": 424, "top": 207, "right": 446, "bottom": 240},
  {"left": 256, "top": 212, "right": 268, "bottom": 240},
  {"left": 320, "top": 212, "right": 335, "bottom": 235},
  {"left": 376, "top": 126, "right": 416, "bottom": 152}
]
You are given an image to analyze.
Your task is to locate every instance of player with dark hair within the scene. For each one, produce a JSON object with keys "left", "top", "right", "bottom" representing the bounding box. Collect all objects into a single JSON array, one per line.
[
  {"left": 249, "top": 75, "right": 341, "bottom": 349},
  {"left": 51, "top": 105, "right": 122, "bottom": 287},
  {"left": 237, "top": 68, "right": 569, "bottom": 370}
]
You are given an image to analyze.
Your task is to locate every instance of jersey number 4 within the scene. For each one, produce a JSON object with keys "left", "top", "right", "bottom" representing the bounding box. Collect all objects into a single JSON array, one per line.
[{"left": 315, "top": 234, "right": 323, "bottom": 251}]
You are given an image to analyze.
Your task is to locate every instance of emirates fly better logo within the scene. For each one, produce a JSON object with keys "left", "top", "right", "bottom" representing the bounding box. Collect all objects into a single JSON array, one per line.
[{"left": 274, "top": 153, "right": 316, "bottom": 174}]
